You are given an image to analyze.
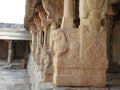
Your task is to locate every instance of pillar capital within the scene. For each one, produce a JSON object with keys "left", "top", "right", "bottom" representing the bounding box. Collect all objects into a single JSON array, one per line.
[
  {"left": 42, "top": 0, "right": 64, "bottom": 25},
  {"left": 35, "top": 5, "right": 48, "bottom": 27},
  {"left": 34, "top": 15, "right": 42, "bottom": 30},
  {"left": 29, "top": 23, "right": 37, "bottom": 34}
]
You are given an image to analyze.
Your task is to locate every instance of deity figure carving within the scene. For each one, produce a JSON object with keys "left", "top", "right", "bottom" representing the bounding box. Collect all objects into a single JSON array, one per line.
[
  {"left": 80, "top": 0, "right": 108, "bottom": 32},
  {"left": 40, "top": 48, "right": 53, "bottom": 82}
]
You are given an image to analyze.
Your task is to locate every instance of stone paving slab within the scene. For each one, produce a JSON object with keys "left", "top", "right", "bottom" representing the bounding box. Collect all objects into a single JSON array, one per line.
[
  {"left": 0, "top": 69, "right": 31, "bottom": 90},
  {"left": 109, "top": 86, "right": 120, "bottom": 90},
  {"left": 38, "top": 82, "right": 120, "bottom": 90}
]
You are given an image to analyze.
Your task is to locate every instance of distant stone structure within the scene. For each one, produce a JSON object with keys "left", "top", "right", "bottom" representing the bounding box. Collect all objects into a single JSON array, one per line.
[
  {"left": 0, "top": 23, "right": 24, "bottom": 29},
  {"left": 0, "top": 23, "right": 31, "bottom": 68}
]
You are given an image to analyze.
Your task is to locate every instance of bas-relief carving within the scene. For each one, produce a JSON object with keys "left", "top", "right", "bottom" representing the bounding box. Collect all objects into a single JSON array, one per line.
[
  {"left": 35, "top": 5, "right": 48, "bottom": 27},
  {"left": 52, "top": 29, "right": 81, "bottom": 86},
  {"left": 79, "top": 0, "right": 108, "bottom": 87},
  {"left": 29, "top": 23, "right": 37, "bottom": 60},
  {"left": 80, "top": 0, "right": 108, "bottom": 33},
  {"left": 42, "top": 0, "right": 64, "bottom": 24},
  {"left": 34, "top": 16, "right": 43, "bottom": 64},
  {"left": 42, "top": 0, "right": 64, "bottom": 52},
  {"left": 35, "top": 6, "right": 53, "bottom": 81},
  {"left": 52, "top": 30, "right": 68, "bottom": 58},
  {"left": 40, "top": 48, "right": 53, "bottom": 82},
  {"left": 53, "top": 0, "right": 108, "bottom": 87}
]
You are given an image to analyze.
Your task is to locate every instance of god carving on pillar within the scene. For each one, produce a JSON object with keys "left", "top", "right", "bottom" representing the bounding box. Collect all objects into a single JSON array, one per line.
[
  {"left": 80, "top": 0, "right": 108, "bottom": 32},
  {"left": 40, "top": 48, "right": 53, "bottom": 82}
]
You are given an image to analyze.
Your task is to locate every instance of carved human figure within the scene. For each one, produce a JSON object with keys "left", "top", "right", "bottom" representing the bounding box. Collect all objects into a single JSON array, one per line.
[
  {"left": 80, "top": 0, "right": 108, "bottom": 32},
  {"left": 40, "top": 48, "right": 51, "bottom": 72},
  {"left": 78, "top": 0, "right": 108, "bottom": 87},
  {"left": 40, "top": 47, "right": 53, "bottom": 82}
]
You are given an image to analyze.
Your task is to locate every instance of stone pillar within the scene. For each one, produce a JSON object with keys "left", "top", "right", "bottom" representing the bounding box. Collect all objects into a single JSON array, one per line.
[
  {"left": 29, "top": 24, "right": 37, "bottom": 59},
  {"left": 36, "top": 5, "right": 48, "bottom": 49},
  {"left": 34, "top": 16, "right": 43, "bottom": 64},
  {"left": 53, "top": 0, "right": 79, "bottom": 87},
  {"left": 24, "top": 41, "right": 29, "bottom": 60},
  {"left": 61, "top": 0, "right": 74, "bottom": 29},
  {"left": 41, "top": 0, "right": 64, "bottom": 51},
  {"left": 7, "top": 40, "right": 13, "bottom": 64},
  {"left": 49, "top": 23, "right": 58, "bottom": 51},
  {"left": 79, "top": 0, "right": 108, "bottom": 87},
  {"left": 36, "top": 5, "right": 53, "bottom": 82}
]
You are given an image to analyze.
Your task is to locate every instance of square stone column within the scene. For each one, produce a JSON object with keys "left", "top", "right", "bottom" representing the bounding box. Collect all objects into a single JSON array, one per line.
[
  {"left": 53, "top": 0, "right": 108, "bottom": 87},
  {"left": 79, "top": 0, "right": 108, "bottom": 87},
  {"left": 29, "top": 24, "right": 37, "bottom": 59}
]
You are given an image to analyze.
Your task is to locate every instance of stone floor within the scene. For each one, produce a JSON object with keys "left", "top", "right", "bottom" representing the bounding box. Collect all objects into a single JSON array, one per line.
[
  {"left": 0, "top": 69, "right": 30, "bottom": 90},
  {"left": 38, "top": 82, "right": 120, "bottom": 90},
  {"left": 0, "top": 64, "right": 120, "bottom": 90}
]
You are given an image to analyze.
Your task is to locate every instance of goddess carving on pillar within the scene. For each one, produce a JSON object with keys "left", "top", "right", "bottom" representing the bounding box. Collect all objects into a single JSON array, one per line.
[
  {"left": 87, "top": 0, "right": 105, "bottom": 9},
  {"left": 80, "top": 0, "right": 108, "bottom": 32},
  {"left": 87, "top": 0, "right": 107, "bottom": 32}
]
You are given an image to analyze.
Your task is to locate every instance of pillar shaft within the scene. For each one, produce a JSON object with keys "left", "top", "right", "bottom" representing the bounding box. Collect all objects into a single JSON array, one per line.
[
  {"left": 79, "top": 0, "right": 108, "bottom": 87},
  {"left": 63, "top": 0, "right": 74, "bottom": 17},
  {"left": 43, "top": 27, "right": 47, "bottom": 49},
  {"left": 61, "top": 0, "right": 74, "bottom": 28},
  {"left": 30, "top": 24, "right": 37, "bottom": 60},
  {"left": 7, "top": 40, "right": 13, "bottom": 64}
]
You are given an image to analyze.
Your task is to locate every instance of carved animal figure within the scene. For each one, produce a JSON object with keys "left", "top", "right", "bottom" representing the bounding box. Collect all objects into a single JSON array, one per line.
[
  {"left": 69, "top": 41, "right": 80, "bottom": 59},
  {"left": 52, "top": 30, "right": 68, "bottom": 57}
]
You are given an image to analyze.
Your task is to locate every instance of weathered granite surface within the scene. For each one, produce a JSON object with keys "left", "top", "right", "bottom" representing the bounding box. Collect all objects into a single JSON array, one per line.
[{"left": 0, "top": 69, "right": 30, "bottom": 90}]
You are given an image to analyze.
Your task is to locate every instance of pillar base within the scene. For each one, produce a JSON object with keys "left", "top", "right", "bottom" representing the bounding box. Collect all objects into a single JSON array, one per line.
[{"left": 54, "top": 68, "right": 106, "bottom": 87}]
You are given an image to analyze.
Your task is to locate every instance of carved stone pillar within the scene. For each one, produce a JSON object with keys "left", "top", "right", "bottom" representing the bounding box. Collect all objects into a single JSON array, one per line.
[
  {"left": 41, "top": 0, "right": 64, "bottom": 51},
  {"left": 36, "top": 5, "right": 49, "bottom": 49},
  {"left": 53, "top": 0, "right": 108, "bottom": 87},
  {"left": 34, "top": 16, "right": 43, "bottom": 64},
  {"left": 29, "top": 24, "right": 37, "bottom": 59},
  {"left": 36, "top": 5, "right": 53, "bottom": 82},
  {"left": 79, "top": 0, "right": 108, "bottom": 87},
  {"left": 49, "top": 23, "right": 58, "bottom": 51},
  {"left": 53, "top": 0, "right": 80, "bottom": 86}
]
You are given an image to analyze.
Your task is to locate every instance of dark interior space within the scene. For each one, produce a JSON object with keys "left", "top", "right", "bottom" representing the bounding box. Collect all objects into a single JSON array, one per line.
[
  {"left": 13, "top": 41, "right": 30, "bottom": 60},
  {"left": 108, "top": 2, "right": 120, "bottom": 73},
  {"left": 0, "top": 40, "right": 8, "bottom": 60},
  {"left": 0, "top": 40, "right": 30, "bottom": 65}
]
